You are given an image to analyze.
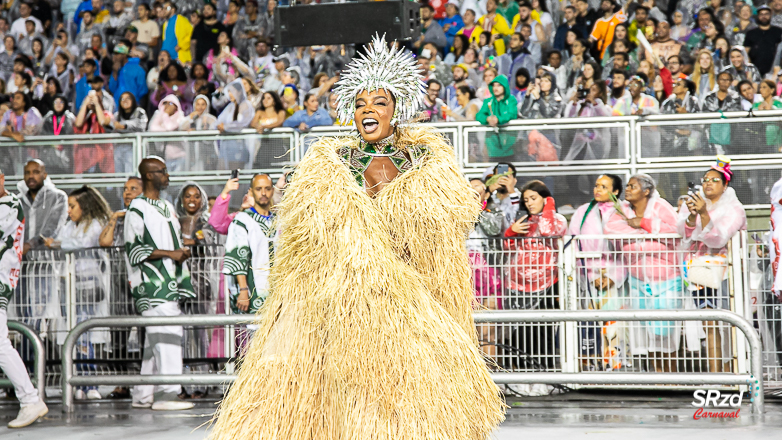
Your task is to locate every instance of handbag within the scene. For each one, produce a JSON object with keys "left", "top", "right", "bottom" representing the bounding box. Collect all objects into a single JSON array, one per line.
[{"left": 683, "top": 254, "right": 728, "bottom": 289}]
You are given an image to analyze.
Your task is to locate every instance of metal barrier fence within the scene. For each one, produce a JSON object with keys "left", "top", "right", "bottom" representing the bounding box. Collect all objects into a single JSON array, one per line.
[
  {"left": 0, "top": 230, "right": 770, "bottom": 411},
  {"left": 475, "top": 309, "right": 764, "bottom": 414},
  {"left": 5, "top": 246, "right": 230, "bottom": 389},
  {"left": 472, "top": 234, "right": 757, "bottom": 381},
  {"left": 2, "top": 321, "right": 45, "bottom": 401},
  {"left": 61, "top": 314, "right": 251, "bottom": 413},
  {"left": 61, "top": 310, "right": 763, "bottom": 414}
]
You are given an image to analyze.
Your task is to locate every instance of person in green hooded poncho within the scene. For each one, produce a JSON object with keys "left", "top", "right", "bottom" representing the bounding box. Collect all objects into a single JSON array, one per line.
[{"left": 476, "top": 74, "right": 519, "bottom": 161}]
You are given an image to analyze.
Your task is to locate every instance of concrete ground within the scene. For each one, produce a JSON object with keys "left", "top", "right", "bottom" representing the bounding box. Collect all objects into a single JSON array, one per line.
[{"left": 0, "top": 390, "right": 779, "bottom": 439}]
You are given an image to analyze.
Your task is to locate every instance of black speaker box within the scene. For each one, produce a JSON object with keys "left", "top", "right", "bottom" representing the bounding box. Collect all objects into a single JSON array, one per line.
[{"left": 275, "top": 1, "right": 421, "bottom": 46}]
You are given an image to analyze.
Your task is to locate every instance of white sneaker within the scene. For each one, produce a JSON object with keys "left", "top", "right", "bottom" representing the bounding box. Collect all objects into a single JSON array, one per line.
[
  {"left": 74, "top": 389, "right": 86, "bottom": 400},
  {"left": 8, "top": 401, "right": 48, "bottom": 428},
  {"left": 86, "top": 390, "right": 102, "bottom": 400},
  {"left": 151, "top": 400, "right": 195, "bottom": 411},
  {"left": 131, "top": 401, "right": 152, "bottom": 408}
]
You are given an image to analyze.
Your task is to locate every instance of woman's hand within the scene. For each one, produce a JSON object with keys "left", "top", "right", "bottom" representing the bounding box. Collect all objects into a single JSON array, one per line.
[
  {"left": 529, "top": 84, "right": 540, "bottom": 100},
  {"left": 221, "top": 177, "right": 240, "bottom": 198},
  {"left": 687, "top": 192, "right": 708, "bottom": 215},
  {"left": 625, "top": 217, "right": 643, "bottom": 229},
  {"left": 42, "top": 237, "right": 55, "bottom": 248},
  {"left": 510, "top": 216, "right": 530, "bottom": 234},
  {"left": 217, "top": 123, "right": 225, "bottom": 133}
]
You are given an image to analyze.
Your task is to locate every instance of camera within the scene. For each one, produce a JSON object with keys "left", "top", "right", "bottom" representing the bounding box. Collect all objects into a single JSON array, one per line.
[
  {"left": 577, "top": 85, "right": 589, "bottom": 100},
  {"left": 231, "top": 169, "right": 240, "bottom": 180}
]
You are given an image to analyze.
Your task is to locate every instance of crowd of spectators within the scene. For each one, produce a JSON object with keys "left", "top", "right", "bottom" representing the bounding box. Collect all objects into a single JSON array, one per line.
[{"left": 2, "top": 0, "right": 782, "bottom": 152}]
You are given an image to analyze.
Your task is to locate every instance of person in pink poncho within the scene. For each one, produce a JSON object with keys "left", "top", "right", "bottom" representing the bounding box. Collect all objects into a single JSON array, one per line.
[
  {"left": 605, "top": 173, "right": 699, "bottom": 373},
  {"left": 148, "top": 94, "right": 187, "bottom": 172},
  {"left": 677, "top": 157, "right": 746, "bottom": 373},
  {"left": 567, "top": 174, "right": 629, "bottom": 371},
  {"left": 503, "top": 180, "right": 567, "bottom": 396}
]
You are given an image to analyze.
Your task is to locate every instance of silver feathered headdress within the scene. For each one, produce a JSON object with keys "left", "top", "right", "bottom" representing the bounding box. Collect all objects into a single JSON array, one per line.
[{"left": 334, "top": 34, "right": 426, "bottom": 126}]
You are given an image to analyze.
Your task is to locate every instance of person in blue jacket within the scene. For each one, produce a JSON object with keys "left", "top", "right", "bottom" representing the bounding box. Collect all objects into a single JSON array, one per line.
[
  {"left": 108, "top": 43, "right": 148, "bottom": 109},
  {"left": 439, "top": 0, "right": 464, "bottom": 54},
  {"left": 282, "top": 93, "right": 332, "bottom": 133}
]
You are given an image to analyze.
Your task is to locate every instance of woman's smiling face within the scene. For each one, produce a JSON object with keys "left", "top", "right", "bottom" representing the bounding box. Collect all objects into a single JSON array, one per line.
[{"left": 354, "top": 89, "right": 395, "bottom": 143}]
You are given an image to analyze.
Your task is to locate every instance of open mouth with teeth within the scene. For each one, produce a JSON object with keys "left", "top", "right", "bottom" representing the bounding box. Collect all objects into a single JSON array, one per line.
[{"left": 361, "top": 117, "right": 379, "bottom": 134}]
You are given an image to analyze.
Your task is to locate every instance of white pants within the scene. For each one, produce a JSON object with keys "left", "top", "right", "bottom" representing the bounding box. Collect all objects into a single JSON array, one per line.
[
  {"left": 0, "top": 310, "right": 39, "bottom": 406},
  {"left": 132, "top": 301, "right": 184, "bottom": 404}
]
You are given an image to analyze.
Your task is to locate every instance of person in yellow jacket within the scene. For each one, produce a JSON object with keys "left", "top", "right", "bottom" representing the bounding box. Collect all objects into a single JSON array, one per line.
[
  {"left": 478, "top": 0, "right": 512, "bottom": 55},
  {"left": 160, "top": 2, "right": 192, "bottom": 63},
  {"left": 457, "top": 9, "right": 484, "bottom": 45}
]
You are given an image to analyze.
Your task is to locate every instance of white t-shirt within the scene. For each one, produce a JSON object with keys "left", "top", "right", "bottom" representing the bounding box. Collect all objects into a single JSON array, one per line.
[{"left": 10, "top": 16, "right": 43, "bottom": 40}]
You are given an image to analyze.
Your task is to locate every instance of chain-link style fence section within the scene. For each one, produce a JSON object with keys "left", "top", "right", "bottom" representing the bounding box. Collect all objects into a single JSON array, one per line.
[
  {"left": 140, "top": 130, "right": 297, "bottom": 174},
  {"left": 0, "top": 134, "right": 139, "bottom": 179},
  {"left": 637, "top": 113, "right": 782, "bottom": 162},
  {"left": 462, "top": 120, "right": 631, "bottom": 168}
]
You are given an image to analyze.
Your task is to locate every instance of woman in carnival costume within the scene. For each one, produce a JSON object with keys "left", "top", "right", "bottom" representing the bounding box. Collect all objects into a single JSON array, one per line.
[{"left": 209, "top": 35, "right": 505, "bottom": 440}]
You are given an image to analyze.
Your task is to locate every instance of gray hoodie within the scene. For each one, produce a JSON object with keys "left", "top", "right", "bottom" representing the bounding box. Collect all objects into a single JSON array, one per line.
[{"left": 16, "top": 177, "right": 68, "bottom": 251}]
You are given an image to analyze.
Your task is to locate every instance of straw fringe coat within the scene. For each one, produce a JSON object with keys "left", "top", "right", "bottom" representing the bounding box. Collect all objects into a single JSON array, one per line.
[{"left": 210, "top": 126, "right": 505, "bottom": 440}]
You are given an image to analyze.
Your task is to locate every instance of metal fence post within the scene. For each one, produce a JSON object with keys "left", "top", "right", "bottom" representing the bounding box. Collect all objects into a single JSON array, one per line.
[
  {"left": 4, "top": 321, "right": 45, "bottom": 401},
  {"left": 731, "top": 233, "right": 750, "bottom": 379},
  {"left": 628, "top": 117, "right": 637, "bottom": 175},
  {"left": 561, "top": 236, "right": 579, "bottom": 374}
]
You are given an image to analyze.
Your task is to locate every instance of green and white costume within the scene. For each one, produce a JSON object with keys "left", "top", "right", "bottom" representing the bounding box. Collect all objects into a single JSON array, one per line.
[
  {"left": 124, "top": 196, "right": 195, "bottom": 312},
  {"left": 0, "top": 192, "right": 40, "bottom": 407},
  {"left": 0, "top": 193, "right": 24, "bottom": 310},
  {"left": 223, "top": 209, "right": 276, "bottom": 314}
]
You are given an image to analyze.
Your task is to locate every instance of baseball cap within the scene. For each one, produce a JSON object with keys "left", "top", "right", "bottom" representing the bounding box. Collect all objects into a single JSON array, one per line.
[{"left": 758, "top": 5, "right": 771, "bottom": 12}]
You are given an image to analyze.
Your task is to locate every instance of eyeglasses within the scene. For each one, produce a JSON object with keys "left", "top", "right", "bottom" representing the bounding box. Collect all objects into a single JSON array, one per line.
[
  {"left": 149, "top": 168, "right": 168, "bottom": 175},
  {"left": 701, "top": 177, "right": 722, "bottom": 183}
]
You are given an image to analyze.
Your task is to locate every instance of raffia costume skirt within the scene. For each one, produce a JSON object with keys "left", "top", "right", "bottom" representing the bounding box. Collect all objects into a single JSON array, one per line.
[{"left": 210, "top": 129, "right": 505, "bottom": 440}]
